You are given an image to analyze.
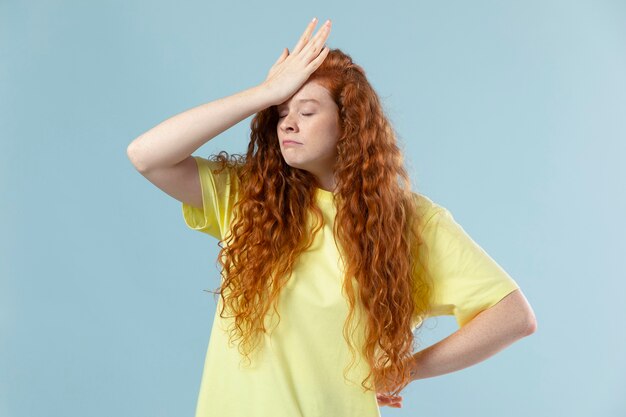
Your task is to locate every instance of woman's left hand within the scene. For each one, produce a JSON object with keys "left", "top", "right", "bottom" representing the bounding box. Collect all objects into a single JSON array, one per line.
[
  {"left": 373, "top": 357, "right": 416, "bottom": 407},
  {"left": 373, "top": 361, "right": 411, "bottom": 395},
  {"left": 376, "top": 392, "right": 403, "bottom": 408}
]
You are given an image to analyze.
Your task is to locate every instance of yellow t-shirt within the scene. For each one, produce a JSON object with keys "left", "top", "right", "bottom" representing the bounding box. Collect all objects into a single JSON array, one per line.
[{"left": 182, "top": 156, "right": 520, "bottom": 417}]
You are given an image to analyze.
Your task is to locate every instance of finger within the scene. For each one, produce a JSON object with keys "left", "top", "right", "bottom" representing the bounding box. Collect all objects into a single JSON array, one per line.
[
  {"left": 302, "top": 20, "right": 331, "bottom": 56},
  {"left": 312, "top": 20, "right": 332, "bottom": 44},
  {"left": 377, "top": 394, "right": 400, "bottom": 404},
  {"left": 305, "top": 45, "right": 330, "bottom": 72},
  {"left": 291, "top": 18, "right": 318, "bottom": 54},
  {"left": 306, "top": 20, "right": 330, "bottom": 53},
  {"left": 378, "top": 394, "right": 402, "bottom": 401},
  {"left": 378, "top": 399, "right": 402, "bottom": 408},
  {"left": 271, "top": 47, "right": 289, "bottom": 68}
]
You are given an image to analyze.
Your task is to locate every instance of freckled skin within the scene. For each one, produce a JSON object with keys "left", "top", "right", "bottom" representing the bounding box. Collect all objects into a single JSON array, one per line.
[{"left": 276, "top": 80, "right": 341, "bottom": 191}]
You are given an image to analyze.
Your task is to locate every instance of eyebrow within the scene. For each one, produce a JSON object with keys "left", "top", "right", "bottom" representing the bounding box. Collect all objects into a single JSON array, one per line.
[{"left": 277, "top": 98, "right": 320, "bottom": 110}]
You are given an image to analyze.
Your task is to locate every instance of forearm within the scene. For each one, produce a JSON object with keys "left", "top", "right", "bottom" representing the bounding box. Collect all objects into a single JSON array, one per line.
[
  {"left": 410, "top": 290, "right": 536, "bottom": 380},
  {"left": 127, "top": 83, "right": 275, "bottom": 172}
]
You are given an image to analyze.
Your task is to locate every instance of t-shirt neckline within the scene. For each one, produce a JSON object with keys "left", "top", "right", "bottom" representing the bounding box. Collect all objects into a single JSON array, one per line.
[{"left": 314, "top": 187, "right": 335, "bottom": 202}]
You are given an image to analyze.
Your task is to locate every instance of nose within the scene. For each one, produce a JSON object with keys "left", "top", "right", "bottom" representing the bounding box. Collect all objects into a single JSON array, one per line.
[{"left": 279, "top": 113, "right": 298, "bottom": 133}]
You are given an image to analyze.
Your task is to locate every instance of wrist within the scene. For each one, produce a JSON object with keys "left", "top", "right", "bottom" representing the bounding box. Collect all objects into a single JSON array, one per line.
[
  {"left": 240, "top": 83, "right": 275, "bottom": 111},
  {"left": 256, "top": 80, "right": 295, "bottom": 108},
  {"left": 408, "top": 352, "right": 421, "bottom": 381}
]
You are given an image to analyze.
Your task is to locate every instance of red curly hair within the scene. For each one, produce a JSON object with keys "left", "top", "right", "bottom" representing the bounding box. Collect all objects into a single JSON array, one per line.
[{"left": 205, "top": 48, "right": 433, "bottom": 396}]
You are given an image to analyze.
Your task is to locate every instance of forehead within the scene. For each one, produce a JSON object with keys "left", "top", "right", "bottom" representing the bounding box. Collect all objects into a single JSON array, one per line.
[{"left": 277, "top": 82, "right": 331, "bottom": 109}]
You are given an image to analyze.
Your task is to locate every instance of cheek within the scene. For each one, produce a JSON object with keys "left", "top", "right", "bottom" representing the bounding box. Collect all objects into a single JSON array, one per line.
[
  {"left": 319, "top": 115, "right": 339, "bottom": 134},
  {"left": 325, "top": 119, "right": 341, "bottom": 146}
]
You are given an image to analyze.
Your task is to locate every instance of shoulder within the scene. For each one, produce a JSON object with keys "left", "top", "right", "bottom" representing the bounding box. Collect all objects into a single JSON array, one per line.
[{"left": 410, "top": 191, "right": 447, "bottom": 228}]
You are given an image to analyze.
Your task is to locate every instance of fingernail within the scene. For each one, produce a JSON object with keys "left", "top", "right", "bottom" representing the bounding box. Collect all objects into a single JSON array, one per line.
[{"left": 312, "top": 17, "right": 317, "bottom": 23}]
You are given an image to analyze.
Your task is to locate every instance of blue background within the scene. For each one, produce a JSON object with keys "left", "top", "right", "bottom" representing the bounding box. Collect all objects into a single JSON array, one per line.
[{"left": 2, "top": 1, "right": 625, "bottom": 416}]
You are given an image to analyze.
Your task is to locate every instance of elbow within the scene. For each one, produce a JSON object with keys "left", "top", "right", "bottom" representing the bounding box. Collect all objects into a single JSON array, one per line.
[
  {"left": 509, "top": 289, "right": 537, "bottom": 337},
  {"left": 126, "top": 142, "right": 135, "bottom": 163},
  {"left": 522, "top": 310, "right": 538, "bottom": 336},
  {"left": 126, "top": 140, "right": 147, "bottom": 172}
]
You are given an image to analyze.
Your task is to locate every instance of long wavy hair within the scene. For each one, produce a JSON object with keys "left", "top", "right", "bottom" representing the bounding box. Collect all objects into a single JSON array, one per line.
[{"left": 204, "top": 48, "right": 433, "bottom": 396}]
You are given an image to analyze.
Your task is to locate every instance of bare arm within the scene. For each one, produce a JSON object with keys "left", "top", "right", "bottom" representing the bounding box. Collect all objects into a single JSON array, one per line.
[
  {"left": 409, "top": 288, "right": 537, "bottom": 380},
  {"left": 126, "top": 84, "right": 275, "bottom": 172},
  {"left": 124, "top": 18, "right": 332, "bottom": 208},
  {"left": 376, "top": 289, "right": 536, "bottom": 408},
  {"left": 126, "top": 18, "right": 332, "bottom": 173}
]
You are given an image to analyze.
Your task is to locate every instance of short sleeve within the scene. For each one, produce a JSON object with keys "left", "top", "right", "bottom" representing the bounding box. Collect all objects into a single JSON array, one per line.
[
  {"left": 181, "top": 156, "right": 241, "bottom": 240},
  {"left": 420, "top": 207, "right": 520, "bottom": 328}
]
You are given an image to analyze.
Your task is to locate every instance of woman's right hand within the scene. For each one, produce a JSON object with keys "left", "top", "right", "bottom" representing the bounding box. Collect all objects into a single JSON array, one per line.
[{"left": 261, "top": 18, "right": 332, "bottom": 106}]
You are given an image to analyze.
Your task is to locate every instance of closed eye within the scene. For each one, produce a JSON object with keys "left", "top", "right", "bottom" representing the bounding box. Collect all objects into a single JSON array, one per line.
[{"left": 278, "top": 113, "right": 314, "bottom": 119}]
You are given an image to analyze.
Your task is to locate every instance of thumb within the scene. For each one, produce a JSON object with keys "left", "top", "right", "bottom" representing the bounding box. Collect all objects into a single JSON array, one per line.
[{"left": 273, "top": 47, "right": 289, "bottom": 65}]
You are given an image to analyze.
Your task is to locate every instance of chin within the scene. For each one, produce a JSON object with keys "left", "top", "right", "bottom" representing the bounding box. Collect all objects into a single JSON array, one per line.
[{"left": 283, "top": 159, "right": 309, "bottom": 172}]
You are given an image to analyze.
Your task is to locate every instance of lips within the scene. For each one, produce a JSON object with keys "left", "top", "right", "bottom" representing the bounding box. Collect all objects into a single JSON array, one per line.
[{"left": 282, "top": 140, "right": 302, "bottom": 145}]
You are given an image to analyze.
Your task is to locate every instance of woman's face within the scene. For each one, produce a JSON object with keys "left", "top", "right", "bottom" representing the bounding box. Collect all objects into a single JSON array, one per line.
[{"left": 276, "top": 80, "right": 341, "bottom": 188}]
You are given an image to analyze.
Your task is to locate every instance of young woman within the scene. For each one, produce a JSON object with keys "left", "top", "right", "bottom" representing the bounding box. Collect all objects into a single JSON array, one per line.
[{"left": 127, "top": 17, "right": 537, "bottom": 417}]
